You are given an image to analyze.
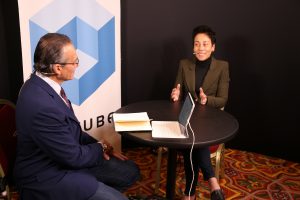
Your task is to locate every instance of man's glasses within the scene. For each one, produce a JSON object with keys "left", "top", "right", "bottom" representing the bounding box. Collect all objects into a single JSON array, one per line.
[{"left": 54, "top": 58, "right": 79, "bottom": 66}]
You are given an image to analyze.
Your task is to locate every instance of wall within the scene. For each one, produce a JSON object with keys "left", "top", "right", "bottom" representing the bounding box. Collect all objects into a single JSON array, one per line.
[
  {"left": 121, "top": 0, "right": 300, "bottom": 162},
  {"left": 0, "top": 0, "right": 10, "bottom": 100},
  {"left": 0, "top": 0, "right": 23, "bottom": 103}
]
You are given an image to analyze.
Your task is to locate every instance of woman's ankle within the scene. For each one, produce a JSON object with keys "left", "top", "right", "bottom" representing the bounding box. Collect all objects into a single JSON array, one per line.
[
  {"left": 182, "top": 194, "right": 196, "bottom": 200},
  {"left": 208, "top": 177, "right": 221, "bottom": 192}
]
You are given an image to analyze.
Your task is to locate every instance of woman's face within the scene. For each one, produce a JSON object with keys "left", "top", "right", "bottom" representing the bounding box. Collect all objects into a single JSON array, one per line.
[{"left": 193, "top": 33, "right": 215, "bottom": 61}]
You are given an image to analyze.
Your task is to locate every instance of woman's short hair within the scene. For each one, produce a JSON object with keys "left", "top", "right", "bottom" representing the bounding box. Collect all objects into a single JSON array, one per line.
[{"left": 192, "top": 25, "right": 216, "bottom": 45}]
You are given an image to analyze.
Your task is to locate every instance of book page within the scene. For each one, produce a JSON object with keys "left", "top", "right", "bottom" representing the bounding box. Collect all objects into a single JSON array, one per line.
[
  {"left": 113, "top": 112, "right": 152, "bottom": 131},
  {"left": 113, "top": 112, "right": 150, "bottom": 122},
  {"left": 114, "top": 121, "right": 152, "bottom": 132}
]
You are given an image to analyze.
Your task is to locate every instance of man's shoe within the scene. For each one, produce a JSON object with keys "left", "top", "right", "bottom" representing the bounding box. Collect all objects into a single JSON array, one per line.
[{"left": 211, "top": 189, "right": 225, "bottom": 200}]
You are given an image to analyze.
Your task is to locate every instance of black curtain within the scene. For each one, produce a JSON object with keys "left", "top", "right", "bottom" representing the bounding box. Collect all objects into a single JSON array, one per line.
[
  {"left": 0, "top": 0, "right": 23, "bottom": 103},
  {"left": 121, "top": 0, "right": 300, "bottom": 162}
]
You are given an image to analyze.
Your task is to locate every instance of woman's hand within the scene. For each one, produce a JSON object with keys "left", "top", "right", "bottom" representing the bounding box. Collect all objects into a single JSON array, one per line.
[
  {"left": 199, "top": 87, "right": 207, "bottom": 105},
  {"left": 171, "top": 84, "right": 180, "bottom": 101}
]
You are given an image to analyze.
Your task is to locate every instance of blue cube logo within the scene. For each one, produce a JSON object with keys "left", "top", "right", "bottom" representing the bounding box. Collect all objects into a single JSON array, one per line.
[{"left": 29, "top": 0, "right": 115, "bottom": 105}]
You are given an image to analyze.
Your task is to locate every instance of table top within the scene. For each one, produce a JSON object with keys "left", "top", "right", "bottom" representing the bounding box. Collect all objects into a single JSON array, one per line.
[{"left": 115, "top": 100, "right": 239, "bottom": 148}]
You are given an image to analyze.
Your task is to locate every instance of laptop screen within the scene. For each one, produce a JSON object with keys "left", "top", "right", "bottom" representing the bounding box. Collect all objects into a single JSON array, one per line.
[{"left": 178, "top": 92, "right": 195, "bottom": 127}]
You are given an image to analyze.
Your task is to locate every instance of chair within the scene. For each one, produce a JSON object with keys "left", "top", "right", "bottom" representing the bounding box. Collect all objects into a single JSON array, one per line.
[
  {"left": 154, "top": 108, "right": 226, "bottom": 194},
  {"left": 0, "top": 99, "right": 17, "bottom": 200},
  {"left": 154, "top": 144, "right": 225, "bottom": 194},
  {"left": 210, "top": 107, "right": 226, "bottom": 181},
  {"left": 209, "top": 143, "right": 225, "bottom": 180}
]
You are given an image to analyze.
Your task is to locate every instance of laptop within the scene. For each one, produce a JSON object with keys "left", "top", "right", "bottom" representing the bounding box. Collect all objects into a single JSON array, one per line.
[{"left": 151, "top": 92, "right": 195, "bottom": 139}]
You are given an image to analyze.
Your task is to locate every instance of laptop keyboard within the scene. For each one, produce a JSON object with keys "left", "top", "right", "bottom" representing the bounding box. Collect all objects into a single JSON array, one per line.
[{"left": 152, "top": 121, "right": 186, "bottom": 138}]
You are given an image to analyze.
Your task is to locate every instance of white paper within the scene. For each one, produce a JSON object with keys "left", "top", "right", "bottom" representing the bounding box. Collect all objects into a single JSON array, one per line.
[{"left": 113, "top": 112, "right": 152, "bottom": 131}]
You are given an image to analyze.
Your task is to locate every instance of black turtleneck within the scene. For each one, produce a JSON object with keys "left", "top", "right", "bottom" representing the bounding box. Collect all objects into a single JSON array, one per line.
[{"left": 195, "top": 57, "right": 211, "bottom": 94}]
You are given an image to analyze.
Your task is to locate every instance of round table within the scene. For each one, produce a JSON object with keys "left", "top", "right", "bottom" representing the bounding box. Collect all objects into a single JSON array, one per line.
[{"left": 115, "top": 100, "right": 239, "bottom": 199}]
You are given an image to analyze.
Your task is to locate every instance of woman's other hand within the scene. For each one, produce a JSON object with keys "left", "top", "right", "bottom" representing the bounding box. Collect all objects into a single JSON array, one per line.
[
  {"left": 199, "top": 87, "right": 207, "bottom": 105},
  {"left": 171, "top": 84, "right": 181, "bottom": 101}
]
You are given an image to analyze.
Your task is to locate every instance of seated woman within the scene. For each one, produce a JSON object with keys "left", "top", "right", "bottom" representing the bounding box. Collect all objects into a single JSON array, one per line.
[{"left": 171, "top": 25, "right": 229, "bottom": 200}]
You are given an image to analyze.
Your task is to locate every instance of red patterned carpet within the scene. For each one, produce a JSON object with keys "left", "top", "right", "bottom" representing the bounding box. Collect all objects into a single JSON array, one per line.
[
  {"left": 124, "top": 147, "right": 300, "bottom": 200},
  {"left": 8, "top": 147, "right": 300, "bottom": 200}
]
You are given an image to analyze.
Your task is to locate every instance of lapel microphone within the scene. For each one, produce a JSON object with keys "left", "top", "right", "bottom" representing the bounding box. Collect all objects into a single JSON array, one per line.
[
  {"left": 40, "top": 72, "right": 56, "bottom": 75},
  {"left": 39, "top": 64, "right": 56, "bottom": 75}
]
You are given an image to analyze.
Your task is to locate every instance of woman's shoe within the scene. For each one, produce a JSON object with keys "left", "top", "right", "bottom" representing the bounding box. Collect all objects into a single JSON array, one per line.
[{"left": 211, "top": 189, "right": 225, "bottom": 200}]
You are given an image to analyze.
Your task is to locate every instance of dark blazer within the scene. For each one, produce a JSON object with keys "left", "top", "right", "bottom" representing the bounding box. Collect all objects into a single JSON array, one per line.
[
  {"left": 174, "top": 57, "right": 230, "bottom": 109},
  {"left": 14, "top": 74, "right": 103, "bottom": 200}
]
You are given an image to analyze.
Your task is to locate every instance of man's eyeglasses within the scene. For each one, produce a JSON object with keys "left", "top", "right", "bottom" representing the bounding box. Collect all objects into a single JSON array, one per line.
[{"left": 54, "top": 58, "right": 79, "bottom": 66}]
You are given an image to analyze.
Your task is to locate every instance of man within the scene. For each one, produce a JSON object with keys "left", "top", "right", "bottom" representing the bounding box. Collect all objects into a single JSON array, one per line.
[{"left": 14, "top": 33, "right": 140, "bottom": 200}]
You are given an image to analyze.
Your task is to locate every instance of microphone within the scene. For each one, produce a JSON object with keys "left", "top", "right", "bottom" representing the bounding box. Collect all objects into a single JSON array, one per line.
[
  {"left": 193, "top": 52, "right": 196, "bottom": 55},
  {"left": 33, "top": 69, "right": 56, "bottom": 76},
  {"left": 38, "top": 64, "right": 56, "bottom": 75},
  {"left": 40, "top": 72, "right": 56, "bottom": 75}
]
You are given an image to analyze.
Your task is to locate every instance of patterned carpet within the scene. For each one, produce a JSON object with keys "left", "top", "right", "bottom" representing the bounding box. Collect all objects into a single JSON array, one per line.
[
  {"left": 123, "top": 147, "right": 300, "bottom": 200},
  {"left": 7, "top": 147, "right": 300, "bottom": 200}
]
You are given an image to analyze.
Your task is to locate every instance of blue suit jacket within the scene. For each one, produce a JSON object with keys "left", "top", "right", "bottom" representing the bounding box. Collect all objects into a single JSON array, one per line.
[{"left": 14, "top": 74, "right": 103, "bottom": 200}]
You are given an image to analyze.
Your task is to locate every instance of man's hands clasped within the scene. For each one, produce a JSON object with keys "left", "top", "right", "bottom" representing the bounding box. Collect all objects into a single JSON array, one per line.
[{"left": 98, "top": 140, "right": 128, "bottom": 161}]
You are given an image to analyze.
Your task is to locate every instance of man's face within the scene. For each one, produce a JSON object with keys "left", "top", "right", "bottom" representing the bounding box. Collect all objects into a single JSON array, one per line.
[{"left": 57, "top": 44, "right": 79, "bottom": 82}]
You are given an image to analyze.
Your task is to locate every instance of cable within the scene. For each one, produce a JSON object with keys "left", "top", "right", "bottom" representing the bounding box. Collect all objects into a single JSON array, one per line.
[{"left": 187, "top": 122, "right": 195, "bottom": 199}]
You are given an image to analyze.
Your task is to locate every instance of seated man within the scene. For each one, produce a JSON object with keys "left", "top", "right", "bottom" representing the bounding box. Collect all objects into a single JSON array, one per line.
[{"left": 14, "top": 33, "right": 140, "bottom": 200}]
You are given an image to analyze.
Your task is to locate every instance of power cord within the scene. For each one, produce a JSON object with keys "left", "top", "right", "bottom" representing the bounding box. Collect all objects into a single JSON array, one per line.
[{"left": 187, "top": 122, "right": 195, "bottom": 199}]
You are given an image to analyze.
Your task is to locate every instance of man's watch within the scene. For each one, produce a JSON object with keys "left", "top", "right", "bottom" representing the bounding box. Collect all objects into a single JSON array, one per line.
[{"left": 100, "top": 142, "right": 113, "bottom": 154}]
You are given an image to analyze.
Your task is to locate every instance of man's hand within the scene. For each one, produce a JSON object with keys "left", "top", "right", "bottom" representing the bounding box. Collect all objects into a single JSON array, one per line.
[
  {"left": 99, "top": 140, "right": 128, "bottom": 161},
  {"left": 171, "top": 84, "right": 180, "bottom": 101},
  {"left": 105, "top": 151, "right": 128, "bottom": 161}
]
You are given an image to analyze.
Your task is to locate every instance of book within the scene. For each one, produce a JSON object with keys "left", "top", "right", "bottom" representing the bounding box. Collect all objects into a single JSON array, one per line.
[{"left": 112, "top": 112, "right": 152, "bottom": 132}]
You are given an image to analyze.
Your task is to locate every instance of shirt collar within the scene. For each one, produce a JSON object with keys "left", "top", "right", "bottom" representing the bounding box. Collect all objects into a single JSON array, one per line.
[{"left": 35, "top": 72, "right": 61, "bottom": 96}]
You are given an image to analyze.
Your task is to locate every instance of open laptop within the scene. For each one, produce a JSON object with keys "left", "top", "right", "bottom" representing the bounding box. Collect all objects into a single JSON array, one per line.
[{"left": 151, "top": 92, "right": 195, "bottom": 139}]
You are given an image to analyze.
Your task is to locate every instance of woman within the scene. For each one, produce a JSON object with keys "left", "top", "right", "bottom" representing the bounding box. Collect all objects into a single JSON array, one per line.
[{"left": 171, "top": 25, "right": 229, "bottom": 200}]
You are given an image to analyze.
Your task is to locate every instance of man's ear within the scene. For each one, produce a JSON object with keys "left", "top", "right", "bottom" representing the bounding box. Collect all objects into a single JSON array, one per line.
[{"left": 52, "top": 64, "right": 62, "bottom": 75}]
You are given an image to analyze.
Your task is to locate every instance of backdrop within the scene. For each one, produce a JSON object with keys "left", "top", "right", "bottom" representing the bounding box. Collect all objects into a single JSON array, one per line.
[
  {"left": 120, "top": 0, "right": 300, "bottom": 162},
  {"left": 17, "top": 0, "right": 122, "bottom": 150}
]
